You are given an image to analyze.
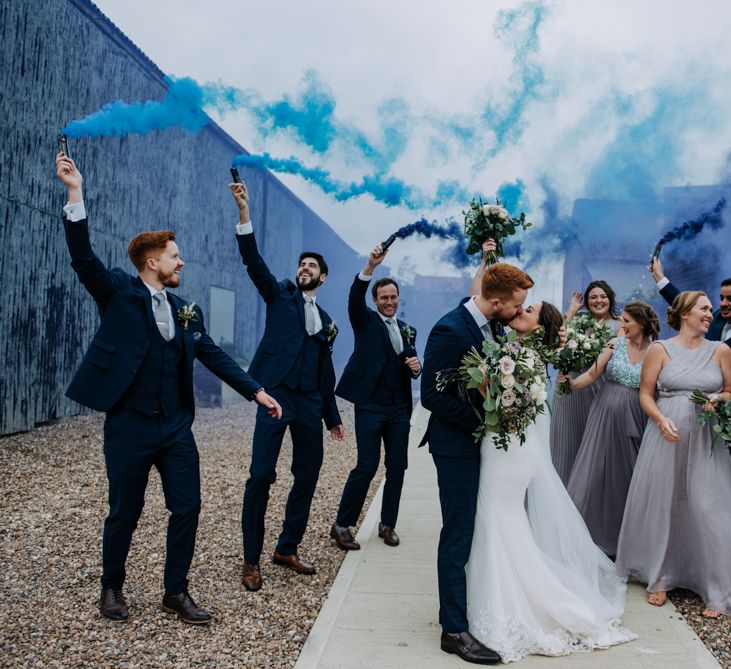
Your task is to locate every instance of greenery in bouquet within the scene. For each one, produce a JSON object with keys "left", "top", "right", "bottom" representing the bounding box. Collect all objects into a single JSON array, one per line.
[
  {"left": 463, "top": 197, "right": 532, "bottom": 264},
  {"left": 436, "top": 329, "right": 548, "bottom": 450},
  {"left": 689, "top": 389, "right": 731, "bottom": 456},
  {"left": 549, "top": 313, "right": 613, "bottom": 395}
]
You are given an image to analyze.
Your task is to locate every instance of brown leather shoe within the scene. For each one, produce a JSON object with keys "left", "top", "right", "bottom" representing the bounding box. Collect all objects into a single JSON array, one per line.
[
  {"left": 330, "top": 523, "right": 361, "bottom": 551},
  {"left": 100, "top": 588, "right": 128, "bottom": 621},
  {"left": 378, "top": 523, "right": 400, "bottom": 547},
  {"left": 272, "top": 551, "right": 316, "bottom": 575},
  {"left": 161, "top": 590, "right": 211, "bottom": 625},
  {"left": 440, "top": 631, "right": 502, "bottom": 664},
  {"left": 242, "top": 562, "right": 262, "bottom": 592}
]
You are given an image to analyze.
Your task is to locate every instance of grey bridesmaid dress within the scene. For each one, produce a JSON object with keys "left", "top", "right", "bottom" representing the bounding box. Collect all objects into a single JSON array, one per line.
[
  {"left": 616, "top": 340, "right": 731, "bottom": 614},
  {"left": 550, "top": 318, "right": 620, "bottom": 485},
  {"left": 567, "top": 337, "right": 647, "bottom": 555}
]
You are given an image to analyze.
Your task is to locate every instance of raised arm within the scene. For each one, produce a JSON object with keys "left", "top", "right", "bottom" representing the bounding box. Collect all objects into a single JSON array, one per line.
[
  {"left": 56, "top": 154, "right": 121, "bottom": 305},
  {"left": 469, "top": 239, "right": 497, "bottom": 297},
  {"left": 349, "top": 242, "right": 387, "bottom": 330},
  {"left": 568, "top": 339, "right": 616, "bottom": 390},
  {"left": 230, "top": 181, "right": 280, "bottom": 304},
  {"left": 564, "top": 292, "right": 583, "bottom": 320}
]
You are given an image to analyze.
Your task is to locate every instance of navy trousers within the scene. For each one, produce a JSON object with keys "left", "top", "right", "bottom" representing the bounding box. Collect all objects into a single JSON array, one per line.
[
  {"left": 242, "top": 385, "right": 324, "bottom": 564},
  {"left": 431, "top": 453, "right": 481, "bottom": 634},
  {"left": 336, "top": 401, "right": 410, "bottom": 528},
  {"left": 102, "top": 407, "right": 200, "bottom": 595}
]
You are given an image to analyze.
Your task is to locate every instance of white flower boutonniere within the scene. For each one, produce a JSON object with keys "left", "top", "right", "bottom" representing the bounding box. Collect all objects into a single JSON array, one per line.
[
  {"left": 177, "top": 302, "right": 198, "bottom": 331},
  {"left": 325, "top": 321, "right": 338, "bottom": 343},
  {"left": 400, "top": 324, "right": 415, "bottom": 346}
]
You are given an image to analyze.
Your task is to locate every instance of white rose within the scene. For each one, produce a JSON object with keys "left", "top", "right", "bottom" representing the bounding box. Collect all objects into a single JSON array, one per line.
[
  {"left": 478, "top": 362, "right": 488, "bottom": 376},
  {"left": 501, "top": 390, "right": 516, "bottom": 407},
  {"left": 523, "top": 355, "right": 535, "bottom": 370},
  {"left": 500, "top": 374, "right": 516, "bottom": 389},
  {"left": 583, "top": 342, "right": 592, "bottom": 350},
  {"left": 498, "top": 208, "right": 509, "bottom": 219},
  {"left": 537, "top": 390, "right": 548, "bottom": 404},
  {"left": 499, "top": 356, "right": 516, "bottom": 375},
  {"left": 529, "top": 383, "right": 542, "bottom": 400},
  {"left": 567, "top": 339, "right": 578, "bottom": 350}
]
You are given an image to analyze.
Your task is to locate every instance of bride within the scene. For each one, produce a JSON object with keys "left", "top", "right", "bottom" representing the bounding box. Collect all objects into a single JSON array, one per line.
[{"left": 466, "top": 301, "right": 637, "bottom": 663}]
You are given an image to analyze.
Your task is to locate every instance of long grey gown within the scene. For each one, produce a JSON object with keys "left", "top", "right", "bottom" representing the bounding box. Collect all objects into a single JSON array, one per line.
[
  {"left": 567, "top": 337, "right": 647, "bottom": 555},
  {"left": 550, "top": 318, "right": 620, "bottom": 485},
  {"left": 616, "top": 340, "right": 731, "bottom": 614}
]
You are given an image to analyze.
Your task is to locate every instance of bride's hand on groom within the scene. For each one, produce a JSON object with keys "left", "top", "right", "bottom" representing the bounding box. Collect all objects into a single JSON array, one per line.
[{"left": 255, "top": 389, "right": 283, "bottom": 419}]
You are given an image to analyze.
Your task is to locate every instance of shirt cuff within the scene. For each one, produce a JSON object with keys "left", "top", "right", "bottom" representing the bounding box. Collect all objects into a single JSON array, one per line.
[
  {"left": 236, "top": 220, "right": 254, "bottom": 235},
  {"left": 358, "top": 272, "right": 373, "bottom": 282},
  {"left": 656, "top": 277, "right": 670, "bottom": 289},
  {"left": 64, "top": 200, "right": 86, "bottom": 222}
]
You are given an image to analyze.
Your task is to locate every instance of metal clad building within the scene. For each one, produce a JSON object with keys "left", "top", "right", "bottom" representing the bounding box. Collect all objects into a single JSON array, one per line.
[{"left": 1, "top": 0, "right": 361, "bottom": 435}]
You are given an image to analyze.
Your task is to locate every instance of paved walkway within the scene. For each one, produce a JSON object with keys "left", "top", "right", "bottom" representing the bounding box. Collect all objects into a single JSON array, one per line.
[{"left": 296, "top": 405, "right": 720, "bottom": 669}]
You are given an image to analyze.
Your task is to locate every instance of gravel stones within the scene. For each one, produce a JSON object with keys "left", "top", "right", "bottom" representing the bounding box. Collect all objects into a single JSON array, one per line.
[{"left": 0, "top": 401, "right": 378, "bottom": 668}]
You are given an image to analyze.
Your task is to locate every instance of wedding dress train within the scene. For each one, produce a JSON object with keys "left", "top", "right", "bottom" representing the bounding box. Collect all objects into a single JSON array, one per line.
[{"left": 466, "top": 412, "right": 636, "bottom": 662}]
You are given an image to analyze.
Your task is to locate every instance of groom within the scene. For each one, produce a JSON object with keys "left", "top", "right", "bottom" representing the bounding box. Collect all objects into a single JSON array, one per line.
[
  {"left": 230, "top": 179, "right": 344, "bottom": 592},
  {"left": 55, "top": 154, "right": 282, "bottom": 624},
  {"left": 421, "top": 262, "right": 534, "bottom": 664}
]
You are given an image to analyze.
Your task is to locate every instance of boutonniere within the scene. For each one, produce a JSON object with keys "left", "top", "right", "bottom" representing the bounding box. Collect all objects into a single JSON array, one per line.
[
  {"left": 325, "top": 321, "right": 339, "bottom": 343},
  {"left": 400, "top": 324, "right": 415, "bottom": 345},
  {"left": 177, "top": 302, "right": 198, "bottom": 330}
]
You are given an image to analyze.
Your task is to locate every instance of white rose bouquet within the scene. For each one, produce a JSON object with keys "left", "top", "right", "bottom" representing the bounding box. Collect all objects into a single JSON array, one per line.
[
  {"left": 463, "top": 196, "right": 532, "bottom": 265},
  {"left": 436, "top": 330, "right": 548, "bottom": 450},
  {"left": 548, "top": 313, "right": 613, "bottom": 395}
]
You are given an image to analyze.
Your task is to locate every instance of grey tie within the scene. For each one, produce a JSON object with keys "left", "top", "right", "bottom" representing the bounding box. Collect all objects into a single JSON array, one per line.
[
  {"left": 385, "top": 318, "right": 403, "bottom": 354},
  {"left": 153, "top": 292, "right": 172, "bottom": 341},
  {"left": 303, "top": 295, "right": 317, "bottom": 335},
  {"left": 481, "top": 322, "right": 494, "bottom": 342}
]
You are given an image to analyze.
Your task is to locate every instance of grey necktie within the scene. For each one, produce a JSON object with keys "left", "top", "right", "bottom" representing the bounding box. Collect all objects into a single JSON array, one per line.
[
  {"left": 385, "top": 318, "right": 403, "bottom": 354},
  {"left": 303, "top": 295, "right": 317, "bottom": 335},
  {"left": 481, "top": 323, "right": 494, "bottom": 342},
  {"left": 153, "top": 292, "right": 172, "bottom": 341}
]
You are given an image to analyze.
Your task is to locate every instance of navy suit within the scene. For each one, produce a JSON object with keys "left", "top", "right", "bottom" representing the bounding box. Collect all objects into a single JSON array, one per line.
[
  {"left": 420, "top": 301, "right": 500, "bottom": 634},
  {"left": 236, "top": 231, "right": 342, "bottom": 564},
  {"left": 334, "top": 275, "right": 420, "bottom": 529},
  {"left": 660, "top": 281, "right": 730, "bottom": 347},
  {"left": 64, "top": 217, "right": 261, "bottom": 595}
]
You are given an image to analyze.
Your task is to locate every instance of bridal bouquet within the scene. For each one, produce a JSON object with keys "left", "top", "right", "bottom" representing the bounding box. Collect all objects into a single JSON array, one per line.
[
  {"left": 436, "top": 329, "right": 548, "bottom": 450},
  {"left": 549, "top": 314, "right": 613, "bottom": 395},
  {"left": 463, "top": 197, "right": 531, "bottom": 265},
  {"left": 689, "top": 389, "right": 731, "bottom": 456}
]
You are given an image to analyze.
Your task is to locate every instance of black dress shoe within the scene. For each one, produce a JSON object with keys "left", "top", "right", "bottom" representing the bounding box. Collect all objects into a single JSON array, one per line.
[
  {"left": 378, "top": 523, "right": 400, "bottom": 547},
  {"left": 100, "top": 588, "right": 129, "bottom": 621},
  {"left": 330, "top": 523, "right": 361, "bottom": 551},
  {"left": 440, "top": 631, "right": 502, "bottom": 665},
  {"left": 161, "top": 590, "right": 211, "bottom": 625}
]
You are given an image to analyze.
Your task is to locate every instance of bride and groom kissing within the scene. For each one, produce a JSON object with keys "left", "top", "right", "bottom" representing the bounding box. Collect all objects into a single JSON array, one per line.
[{"left": 421, "top": 263, "right": 635, "bottom": 664}]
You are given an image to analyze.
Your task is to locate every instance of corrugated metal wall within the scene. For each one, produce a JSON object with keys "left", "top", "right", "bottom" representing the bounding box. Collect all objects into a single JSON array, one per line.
[{"left": 0, "top": 0, "right": 361, "bottom": 434}]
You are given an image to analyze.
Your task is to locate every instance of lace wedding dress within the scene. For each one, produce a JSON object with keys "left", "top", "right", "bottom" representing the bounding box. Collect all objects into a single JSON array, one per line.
[{"left": 466, "top": 412, "right": 636, "bottom": 662}]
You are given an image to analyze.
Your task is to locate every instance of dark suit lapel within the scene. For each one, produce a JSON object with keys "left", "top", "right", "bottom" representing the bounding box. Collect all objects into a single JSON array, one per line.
[
  {"left": 457, "top": 303, "right": 486, "bottom": 348},
  {"left": 132, "top": 276, "right": 157, "bottom": 333},
  {"left": 168, "top": 293, "right": 194, "bottom": 367},
  {"left": 296, "top": 290, "right": 307, "bottom": 330}
]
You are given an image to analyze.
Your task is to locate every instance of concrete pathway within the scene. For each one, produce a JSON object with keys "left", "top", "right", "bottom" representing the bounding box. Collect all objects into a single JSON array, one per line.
[{"left": 296, "top": 405, "right": 720, "bottom": 669}]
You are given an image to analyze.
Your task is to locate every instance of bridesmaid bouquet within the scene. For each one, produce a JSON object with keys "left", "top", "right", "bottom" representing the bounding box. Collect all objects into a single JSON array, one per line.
[
  {"left": 463, "top": 197, "right": 532, "bottom": 265},
  {"left": 436, "top": 329, "right": 548, "bottom": 450},
  {"left": 549, "top": 314, "right": 613, "bottom": 395},
  {"left": 689, "top": 390, "right": 731, "bottom": 455}
]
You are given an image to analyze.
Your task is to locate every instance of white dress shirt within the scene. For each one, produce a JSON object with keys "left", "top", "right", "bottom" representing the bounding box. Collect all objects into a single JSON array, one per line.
[{"left": 464, "top": 295, "right": 494, "bottom": 341}]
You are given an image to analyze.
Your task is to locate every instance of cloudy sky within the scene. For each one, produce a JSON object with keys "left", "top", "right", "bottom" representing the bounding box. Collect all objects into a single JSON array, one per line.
[{"left": 92, "top": 0, "right": 731, "bottom": 288}]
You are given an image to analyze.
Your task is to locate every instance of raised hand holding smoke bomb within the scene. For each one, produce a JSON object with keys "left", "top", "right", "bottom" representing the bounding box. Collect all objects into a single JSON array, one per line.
[
  {"left": 56, "top": 134, "right": 70, "bottom": 158},
  {"left": 228, "top": 167, "right": 250, "bottom": 223},
  {"left": 55, "top": 152, "right": 83, "bottom": 203}
]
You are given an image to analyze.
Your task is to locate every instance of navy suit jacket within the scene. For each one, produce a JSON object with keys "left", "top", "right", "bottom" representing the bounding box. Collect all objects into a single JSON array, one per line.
[
  {"left": 420, "top": 302, "right": 492, "bottom": 458},
  {"left": 335, "top": 275, "right": 420, "bottom": 415},
  {"left": 64, "top": 217, "right": 261, "bottom": 413},
  {"left": 660, "top": 281, "right": 730, "bottom": 348},
  {"left": 236, "top": 232, "right": 341, "bottom": 429}
]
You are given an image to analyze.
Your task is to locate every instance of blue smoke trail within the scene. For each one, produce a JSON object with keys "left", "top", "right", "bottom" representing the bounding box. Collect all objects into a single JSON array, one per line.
[
  {"left": 63, "top": 77, "right": 210, "bottom": 137},
  {"left": 232, "top": 152, "right": 474, "bottom": 209},
  {"left": 658, "top": 196, "right": 727, "bottom": 246}
]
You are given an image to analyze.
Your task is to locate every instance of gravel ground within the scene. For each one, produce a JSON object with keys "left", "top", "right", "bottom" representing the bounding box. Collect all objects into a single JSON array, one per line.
[
  {"left": 0, "top": 400, "right": 380, "bottom": 669},
  {"left": 669, "top": 590, "right": 730, "bottom": 669}
]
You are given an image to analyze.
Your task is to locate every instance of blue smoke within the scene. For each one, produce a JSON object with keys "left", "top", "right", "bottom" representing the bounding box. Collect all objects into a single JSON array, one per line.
[{"left": 658, "top": 196, "right": 727, "bottom": 246}]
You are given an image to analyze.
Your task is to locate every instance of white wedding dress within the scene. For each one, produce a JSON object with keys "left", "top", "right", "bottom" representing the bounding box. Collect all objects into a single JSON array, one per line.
[{"left": 466, "top": 412, "right": 636, "bottom": 662}]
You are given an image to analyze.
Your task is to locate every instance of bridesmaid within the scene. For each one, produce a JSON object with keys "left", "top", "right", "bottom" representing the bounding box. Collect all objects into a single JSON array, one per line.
[
  {"left": 550, "top": 280, "right": 621, "bottom": 485},
  {"left": 616, "top": 291, "right": 731, "bottom": 617},
  {"left": 565, "top": 301, "right": 659, "bottom": 556}
]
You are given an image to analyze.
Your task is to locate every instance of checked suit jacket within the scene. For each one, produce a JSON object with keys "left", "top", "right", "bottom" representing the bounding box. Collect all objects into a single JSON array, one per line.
[
  {"left": 335, "top": 275, "right": 420, "bottom": 415},
  {"left": 64, "top": 217, "right": 261, "bottom": 413}
]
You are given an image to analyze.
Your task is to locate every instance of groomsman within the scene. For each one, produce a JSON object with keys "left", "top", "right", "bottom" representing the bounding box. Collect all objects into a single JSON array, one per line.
[
  {"left": 230, "top": 180, "right": 344, "bottom": 592},
  {"left": 330, "top": 243, "right": 421, "bottom": 551},
  {"left": 650, "top": 257, "right": 731, "bottom": 347},
  {"left": 55, "top": 155, "right": 281, "bottom": 624}
]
